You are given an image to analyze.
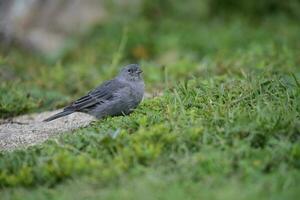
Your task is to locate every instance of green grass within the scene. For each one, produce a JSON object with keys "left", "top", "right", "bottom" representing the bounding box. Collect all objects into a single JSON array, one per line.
[
  {"left": 0, "top": 75, "right": 299, "bottom": 199},
  {"left": 0, "top": 83, "right": 69, "bottom": 118},
  {"left": 0, "top": 3, "right": 300, "bottom": 199}
]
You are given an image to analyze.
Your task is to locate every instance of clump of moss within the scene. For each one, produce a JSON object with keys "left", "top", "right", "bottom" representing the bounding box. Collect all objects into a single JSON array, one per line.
[{"left": 0, "top": 83, "right": 69, "bottom": 118}]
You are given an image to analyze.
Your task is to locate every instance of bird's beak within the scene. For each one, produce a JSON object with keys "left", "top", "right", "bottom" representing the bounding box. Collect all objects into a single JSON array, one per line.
[{"left": 137, "top": 69, "right": 143, "bottom": 74}]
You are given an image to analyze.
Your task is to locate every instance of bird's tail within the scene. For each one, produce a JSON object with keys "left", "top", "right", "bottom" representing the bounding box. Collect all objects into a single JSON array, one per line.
[{"left": 43, "top": 110, "right": 73, "bottom": 122}]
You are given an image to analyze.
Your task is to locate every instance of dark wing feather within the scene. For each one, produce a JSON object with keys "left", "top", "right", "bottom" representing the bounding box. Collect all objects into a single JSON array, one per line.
[{"left": 64, "top": 79, "right": 125, "bottom": 112}]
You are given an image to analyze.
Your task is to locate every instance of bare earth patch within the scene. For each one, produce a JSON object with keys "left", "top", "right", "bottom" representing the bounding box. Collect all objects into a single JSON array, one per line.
[{"left": 0, "top": 110, "right": 96, "bottom": 151}]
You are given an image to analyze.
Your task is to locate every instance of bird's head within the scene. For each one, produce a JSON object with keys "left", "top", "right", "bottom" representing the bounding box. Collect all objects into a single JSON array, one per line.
[{"left": 118, "top": 64, "right": 143, "bottom": 82}]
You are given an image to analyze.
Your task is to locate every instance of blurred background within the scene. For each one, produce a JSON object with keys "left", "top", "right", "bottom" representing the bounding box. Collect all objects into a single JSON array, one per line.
[{"left": 0, "top": 0, "right": 300, "bottom": 117}]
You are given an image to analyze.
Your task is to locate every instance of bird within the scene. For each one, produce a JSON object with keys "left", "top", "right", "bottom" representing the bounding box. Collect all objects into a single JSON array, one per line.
[{"left": 44, "top": 64, "right": 144, "bottom": 122}]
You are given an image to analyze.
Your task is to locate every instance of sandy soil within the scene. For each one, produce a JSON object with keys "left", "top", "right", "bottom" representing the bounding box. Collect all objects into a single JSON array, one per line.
[{"left": 0, "top": 110, "right": 96, "bottom": 151}]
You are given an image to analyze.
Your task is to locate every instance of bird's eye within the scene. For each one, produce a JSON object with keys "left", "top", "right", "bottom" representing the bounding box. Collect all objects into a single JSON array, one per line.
[{"left": 128, "top": 69, "right": 132, "bottom": 73}]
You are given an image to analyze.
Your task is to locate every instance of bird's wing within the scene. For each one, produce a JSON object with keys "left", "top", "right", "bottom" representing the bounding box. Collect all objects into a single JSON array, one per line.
[{"left": 64, "top": 79, "right": 126, "bottom": 112}]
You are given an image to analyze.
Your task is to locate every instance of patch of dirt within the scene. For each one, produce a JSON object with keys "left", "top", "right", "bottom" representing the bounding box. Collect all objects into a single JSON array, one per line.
[{"left": 0, "top": 110, "right": 96, "bottom": 151}]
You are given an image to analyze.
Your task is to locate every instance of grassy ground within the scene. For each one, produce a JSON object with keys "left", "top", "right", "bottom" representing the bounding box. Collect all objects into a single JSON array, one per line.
[{"left": 0, "top": 2, "right": 300, "bottom": 199}]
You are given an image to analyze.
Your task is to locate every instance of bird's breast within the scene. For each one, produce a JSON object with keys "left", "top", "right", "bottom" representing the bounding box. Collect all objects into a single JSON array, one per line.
[{"left": 131, "top": 81, "right": 144, "bottom": 102}]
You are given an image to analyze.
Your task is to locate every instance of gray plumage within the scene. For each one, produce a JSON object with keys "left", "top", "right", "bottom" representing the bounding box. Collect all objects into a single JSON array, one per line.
[{"left": 44, "top": 64, "right": 144, "bottom": 122}]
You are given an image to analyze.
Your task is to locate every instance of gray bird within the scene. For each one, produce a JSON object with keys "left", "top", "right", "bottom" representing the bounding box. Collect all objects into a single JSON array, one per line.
[{"left": 44, "top": 64, "right": 144, "bottom": 122}]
